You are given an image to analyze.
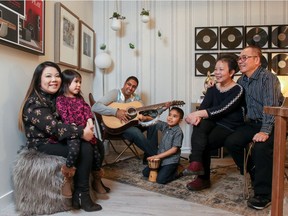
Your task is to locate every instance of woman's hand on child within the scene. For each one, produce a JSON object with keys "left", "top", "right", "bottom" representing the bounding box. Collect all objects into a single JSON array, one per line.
[{"left": 82, "top": 121, "right": 94, "bottom": 141}]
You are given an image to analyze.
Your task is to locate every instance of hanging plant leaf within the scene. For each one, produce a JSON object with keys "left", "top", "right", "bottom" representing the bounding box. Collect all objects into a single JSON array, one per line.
[
  {"left": 129, "top": 43, "right": 135, "bottom": 49},
  {"left": 100, "top": 44, "right": 106, "bottom": 50}
]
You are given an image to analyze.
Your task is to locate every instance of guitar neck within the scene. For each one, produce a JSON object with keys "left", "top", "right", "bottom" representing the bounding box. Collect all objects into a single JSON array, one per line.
[{"left": 136, "top": 102, "right": 166, "bottom": 112}]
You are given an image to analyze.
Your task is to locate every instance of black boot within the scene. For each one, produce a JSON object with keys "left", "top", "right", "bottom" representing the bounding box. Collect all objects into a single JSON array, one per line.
[{"left": 72, "top": 191, "right": 102, "bottom": 212}]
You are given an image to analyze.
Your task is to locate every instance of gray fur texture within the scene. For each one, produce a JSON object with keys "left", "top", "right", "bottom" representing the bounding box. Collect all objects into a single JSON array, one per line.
[{"left": 12, "top": 148, "right": 73, "bottom": 215}]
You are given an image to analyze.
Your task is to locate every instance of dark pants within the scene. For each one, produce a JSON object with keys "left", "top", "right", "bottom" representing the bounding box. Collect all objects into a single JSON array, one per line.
[
  {"left": 37, "top": 139, "right": 105, "bottom": 193},
  {"left": 190, "top": 119, "right": 234, "bottom": 180},
  {"left": 224, "top": 122, "right": 274, "bottom": 197},
  {"left": 142, "top": 163, "right": 178, "bottom": 184},
  {"left": 122, "top": 125, "right": 158, "bottom": 156}
]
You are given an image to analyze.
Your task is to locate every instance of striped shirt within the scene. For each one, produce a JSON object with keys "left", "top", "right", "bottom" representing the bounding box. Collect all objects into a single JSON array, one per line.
[{"left": 237, "top": 66, "right": 283, "bottom": 134}]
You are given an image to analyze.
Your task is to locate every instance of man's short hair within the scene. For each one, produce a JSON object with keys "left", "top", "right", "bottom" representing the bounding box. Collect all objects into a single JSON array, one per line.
[{"left": 125, "top": 76, "right": 139, "bottom": 86}]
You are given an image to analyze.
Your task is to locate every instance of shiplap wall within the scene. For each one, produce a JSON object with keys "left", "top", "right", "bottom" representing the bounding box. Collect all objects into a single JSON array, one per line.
[{"left": 92, "top": 0, "right": 288, "bottom": 151}]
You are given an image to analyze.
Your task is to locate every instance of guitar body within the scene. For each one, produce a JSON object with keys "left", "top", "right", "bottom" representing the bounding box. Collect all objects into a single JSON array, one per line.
[
  {"left": 101, "top": 100, "right": 185, "bottom": 134},
  {"left": 102, "top": 101, "right": 143, "bottom": 134}
]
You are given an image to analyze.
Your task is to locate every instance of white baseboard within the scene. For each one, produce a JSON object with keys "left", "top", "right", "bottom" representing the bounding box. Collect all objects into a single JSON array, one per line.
[{"left": 0, "top": 190, "right": 13, "bottom": 210}]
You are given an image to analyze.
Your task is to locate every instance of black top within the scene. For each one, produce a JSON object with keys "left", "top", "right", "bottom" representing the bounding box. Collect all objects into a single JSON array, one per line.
[{"left": 199, "top": 83, "right": 245, "bottom": 130}]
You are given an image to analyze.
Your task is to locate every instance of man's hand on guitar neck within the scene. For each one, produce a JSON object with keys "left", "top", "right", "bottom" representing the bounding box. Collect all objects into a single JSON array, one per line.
[{"left": 115, "top": 109, "right": 130, "bottom": 123}]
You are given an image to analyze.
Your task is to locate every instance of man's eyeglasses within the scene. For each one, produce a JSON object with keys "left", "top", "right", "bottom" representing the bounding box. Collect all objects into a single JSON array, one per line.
[{"left": 237, "top": 55, "right": 257, "bottom": 62}]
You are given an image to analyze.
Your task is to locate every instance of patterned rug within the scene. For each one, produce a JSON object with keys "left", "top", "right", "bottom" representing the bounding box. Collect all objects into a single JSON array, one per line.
[{"left": 103, "top": 157, "right": 274, "bottom": 216}]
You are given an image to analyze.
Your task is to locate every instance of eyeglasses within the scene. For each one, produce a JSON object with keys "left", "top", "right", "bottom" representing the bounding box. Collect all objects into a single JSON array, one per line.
[{"left": 237, "top": 55, "right": 258, "bottom": 62}]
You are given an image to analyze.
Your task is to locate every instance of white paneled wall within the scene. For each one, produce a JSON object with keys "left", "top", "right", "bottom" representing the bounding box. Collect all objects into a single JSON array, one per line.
[{"left": 92, "top": 0, "right": 288, "bottom": 151}]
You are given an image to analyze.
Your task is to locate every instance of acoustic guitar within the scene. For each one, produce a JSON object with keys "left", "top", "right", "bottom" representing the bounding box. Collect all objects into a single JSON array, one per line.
[{"left": 102, "top": 100, "right": 185, "bottom": 134}]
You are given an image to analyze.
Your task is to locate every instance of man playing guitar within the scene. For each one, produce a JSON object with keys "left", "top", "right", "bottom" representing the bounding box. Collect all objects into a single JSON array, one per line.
[{"left": 91, "top": 76, "right": 159, "bottom": 163}]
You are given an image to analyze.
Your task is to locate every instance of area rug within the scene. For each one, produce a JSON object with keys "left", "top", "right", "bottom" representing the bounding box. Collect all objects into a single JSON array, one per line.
[{"left": 103, "top": 157, "right": 275, "bottom": 216}]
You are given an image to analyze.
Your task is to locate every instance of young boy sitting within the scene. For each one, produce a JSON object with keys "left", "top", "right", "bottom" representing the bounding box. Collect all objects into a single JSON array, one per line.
[{"left": 141, "top": 107, "right": 184, "bottom": 184}]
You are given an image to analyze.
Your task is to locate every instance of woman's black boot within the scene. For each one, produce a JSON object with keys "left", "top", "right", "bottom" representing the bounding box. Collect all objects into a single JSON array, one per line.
[{"left": 72, "top": 191, "right": 102, "bottom": 212}]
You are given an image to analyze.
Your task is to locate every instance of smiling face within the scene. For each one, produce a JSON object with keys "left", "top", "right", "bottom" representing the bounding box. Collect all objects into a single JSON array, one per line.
[
  {"left": 214, "top": 60, "right": 234, "bottom": 85},
  {"left": 238, "top": 47, "right": 261, "bottom": 77},
  {"left": 40, "top": 66, "right": 62, "bottom": 94},
  {"left": 121, "top": 79, "right": 138, "bottom": 99}
]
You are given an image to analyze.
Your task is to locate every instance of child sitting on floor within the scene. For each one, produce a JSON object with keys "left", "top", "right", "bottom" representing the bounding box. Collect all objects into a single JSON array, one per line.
[{"left": 141, "top": 107, "right": 184, "bottom": 184}]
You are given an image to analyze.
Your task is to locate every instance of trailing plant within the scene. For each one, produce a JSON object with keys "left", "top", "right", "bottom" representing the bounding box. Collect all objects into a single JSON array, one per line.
[
  {"left": 110, "top": 12, "right": 126, "bottom": 20},
  {"left": 140, "top": 8, "right": 149, "bottom": 16}
]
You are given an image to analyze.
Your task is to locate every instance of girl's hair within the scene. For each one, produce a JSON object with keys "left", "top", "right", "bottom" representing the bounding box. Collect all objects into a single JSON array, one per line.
[
  {"left": 58, "top": 69, "right": 83, "bottom": 98},
  {"left": 216, "top": 54, "right": 239, "bottom": 79},
  {"left": 170, "top": 107, "right": 184, "bottom": 119},
  {"left": 18, "top": 61, "right": 62, "bottom": 132}
]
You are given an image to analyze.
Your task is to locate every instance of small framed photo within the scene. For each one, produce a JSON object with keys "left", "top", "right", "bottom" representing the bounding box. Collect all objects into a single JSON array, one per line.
[
  {"left": 79, "top": 20, "right": 95, "bottom": 73},
  {"left": 54, "top": 3, "right": 79, "bottom": 68}
]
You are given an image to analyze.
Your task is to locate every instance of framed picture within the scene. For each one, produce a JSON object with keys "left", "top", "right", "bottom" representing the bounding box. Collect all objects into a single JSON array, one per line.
[
  {"left": 55, "top": 3, "right": 79, "bottom": 68},
  {"left": 245, "top": 25, "right": 270, "bottom": 49},
  {"left": 0, "top": 0, "right": 45, "bottom": 55},
  {"left": 270, "top": 52, "right": 288, "bottom": 75},
  {"left": 195, "top": 27, "right": 218, "bottom": 50},
  {"left": 270, "top": 25, "right": 288, "bottom": 49},
  {"left": 79, "top": 20, "right": 95, "bottom": 73},
  {"left": 195, "top": 53, "right": 218, "bottom": 76},
  {"left": 220, "top": 26, "right": 244, "bottom": 50}
]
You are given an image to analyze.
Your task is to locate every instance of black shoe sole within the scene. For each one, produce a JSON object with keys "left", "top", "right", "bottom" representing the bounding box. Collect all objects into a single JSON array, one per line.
[{"left": 247, "top": 201, "right": 271, "bottom": 210}]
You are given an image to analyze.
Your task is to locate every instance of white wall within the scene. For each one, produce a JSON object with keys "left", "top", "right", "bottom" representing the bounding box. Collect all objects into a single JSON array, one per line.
[
  {"left": 0, "top": 0, "right": 94, "bottom": 209},
  {"left": 92, "top": 0, "right": 288, "bottom": 153},
  {"left": 0, "top": 0, "right": 287, "bottom": 210}
]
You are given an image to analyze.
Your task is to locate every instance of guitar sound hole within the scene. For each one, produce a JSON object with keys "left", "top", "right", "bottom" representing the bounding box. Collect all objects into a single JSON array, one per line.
[{"left": 127, "top": 107, "right": 137, "bottom": 119}]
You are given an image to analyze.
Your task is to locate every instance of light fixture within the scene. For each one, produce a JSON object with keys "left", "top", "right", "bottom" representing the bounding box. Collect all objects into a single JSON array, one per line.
[
  {"left": 94, "top": 52, "right": 112, "bottom": 70},
  {"left": 278, "top": 76, "right": 288, "bottom": 97}
]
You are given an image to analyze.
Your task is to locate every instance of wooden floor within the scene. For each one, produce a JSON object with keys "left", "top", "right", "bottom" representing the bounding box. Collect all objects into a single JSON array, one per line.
[
  {"left": 0, "top": 144, "right": 244, "bottom": 216},
  {"left": 0, "top": 143, "right": 280, "bottom": 216},
  {"left": 0, "top": 178, "right": 241, "bottom": 216}
]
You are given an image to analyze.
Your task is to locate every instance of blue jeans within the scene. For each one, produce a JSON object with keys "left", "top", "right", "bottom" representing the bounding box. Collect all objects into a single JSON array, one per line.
[
  {"left": 122, "top": 125, "right": 158, "bottom": 156},
  {"left": 142, "top": 163, "right": 178, "bottom": 184}
]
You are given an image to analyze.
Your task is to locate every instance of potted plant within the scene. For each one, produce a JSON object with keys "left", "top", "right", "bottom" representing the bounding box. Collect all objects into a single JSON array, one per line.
[
  {"left": 140, "top": 8, "right": 150, "bottom": 23},
  {"left": 110, "top": 12, "right": 126, "bottom": 31}
]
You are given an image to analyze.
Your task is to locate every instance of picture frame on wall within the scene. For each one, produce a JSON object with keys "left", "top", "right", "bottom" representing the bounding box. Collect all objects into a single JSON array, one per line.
[
  {"left": 55, "top": 2, "right": 79, "bottom": 68},
  {"left": 79, "top": 20, "right": 95, "bottom": 73},
  {"left": 195, "top": 53, "right": 218, "bottom": 76},
  {"left": 195, "top": 27, "right": 218, "bottom": 50},
  {"left": 0, "top": 0, "right": 45, "bottom": 55}
]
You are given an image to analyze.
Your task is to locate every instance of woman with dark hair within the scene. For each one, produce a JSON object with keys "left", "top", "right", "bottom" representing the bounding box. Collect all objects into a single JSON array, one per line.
[
  {"left": 18, "top": 62, "right": 102, "bottom": 212},
  {"left": 184, "top": 55, "right": 245, "bottom": 191}
]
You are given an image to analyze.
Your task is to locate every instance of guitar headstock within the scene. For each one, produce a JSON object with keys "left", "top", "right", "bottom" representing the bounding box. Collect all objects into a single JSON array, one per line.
[{"left": 170, "top": 100, "right": 185, "bottom": 106}]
